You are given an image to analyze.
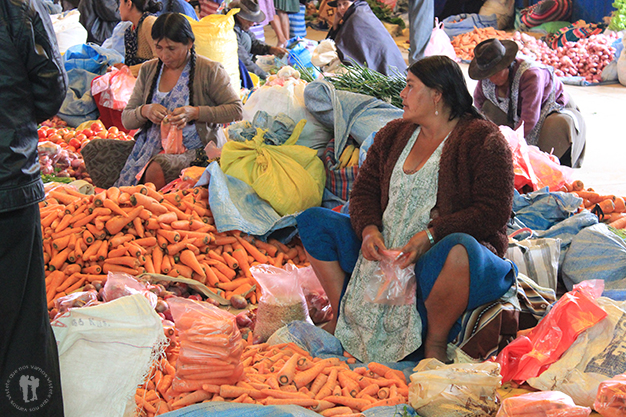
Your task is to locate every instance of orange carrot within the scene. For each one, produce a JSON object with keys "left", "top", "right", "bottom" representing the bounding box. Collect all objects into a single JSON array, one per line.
[
  {"left": 236, "top": 236, "right": 268, "bottom": 263},
  {"left": 157, "top": 229, "right": 181, "bottom": 244},
  {"left": 157, "top": 212, "right": 178, "bottom": 224},
  {"left": 609, "top": 215, "right": 626, "bottom": 229},
  {"left": 134, "top": 237, "right": 157, "bottom": 247},
  {"left": 319, "top": 406, "right": 353, "bottom": 416},
  {"left": 277, "top": 353, "right": 299, "bottom": 386},
  {"left": 322, "top": 395, "right": 370, "bottom": 411},
  {"left": 222, "top": 251, "right": 239, "bottom": 270},
  {"left": 105, "top": 205, "right": 144, "bottom": 235},
  {"left": 131, "top": 193, "right": 168, "bottom": 214},
  {"left": 294, "top": 358, "right": 339, "bottom": 389},
  {"left": 180, "top": 250, "right": 206, "bottom": 278},
  {"left": 49, "top": 247, "right": 71, "bottom": 271},
  {"left": 367, "top": 362, "right": 393, "bottom": 378},
  {"left": 133, "top": 217, "right": 145, "bottom": 238},
  {"left": 598, "top": 198, "right": 616, "bottom": 214},
  {"left": 219, "top": 385, "right": 264, "bottom": 400},
  {"left": 361, "top": 395, "right": 407, "bottom": 411},
  {"left": 103, "top": 199, "right": 128, "bottom": 217},
  {"left": 171, "top": 390, "right": 212, "bottom": 407}
]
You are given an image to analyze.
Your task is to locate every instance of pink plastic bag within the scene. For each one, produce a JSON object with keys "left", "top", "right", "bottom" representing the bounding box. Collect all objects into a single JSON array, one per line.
[
  {"left": 91, "top": 65, "right": 136, "bottom": 110},
  {"left": 424, "top": 18, "right": 459, "bottom": 62},
  {"left": 102, "top": 272, "right": 158, "bottom": 308},
  {"left": 527, "top": 144, "right": 575, "bottom": 191},
  {"left": 161, "top": 120, "right": 186, "bottom": 154},
  {"left": 497, "top": 391, "right": 591, "bottom": 416},
  {"left": 594, "top": 374, "right": 626, "bottom": 417},
  {"left": 500, "top": 125, "right": 539, "bottom": 192},
  {"left": 495, "top": 280, "right": 607, "bottom": 384},
  {"left": 364, "top": 249, "right": 417, "bottom": 306}
]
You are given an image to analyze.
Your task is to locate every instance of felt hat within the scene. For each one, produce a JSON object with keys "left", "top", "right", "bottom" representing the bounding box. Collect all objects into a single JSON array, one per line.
[
  {"left": 468, "top": 38, "right": 519, "bottom": 80},
  {"left": 327, "top": 0, "right": 353, "bottom": 8},
  {"left": 230, "top": 0, "right": 266, "bottom": 23}
]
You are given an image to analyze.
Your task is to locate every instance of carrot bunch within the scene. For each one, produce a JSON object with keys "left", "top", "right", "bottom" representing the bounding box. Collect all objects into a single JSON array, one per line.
[
  {"left": 172, "top": 300, "right": 246, "bottom": 393},
  {"left": 451, "top": 27, "right": 512, "bottom": 61},
  {"left": 40, "top": 182, "right": 310, "bottom": 311},
  {"left": 558, "top": 180, "right": 626, "bottom": 229},
  {"left": 135, "top": 340, "right": 409, "bottom": 416}
]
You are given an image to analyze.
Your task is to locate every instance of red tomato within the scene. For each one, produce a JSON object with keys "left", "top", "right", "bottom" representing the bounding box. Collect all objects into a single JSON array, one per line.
[
  {"left": 108, "top": 126, "right": 119, "bottom": 135},
  {"left": 48, "top": 134, "right": 62, "bottom": 143},
  {"left": 82, "top": 129, "right": 94, "bottom": 138},
  {"left": 90, "top": 123, "right": 103, "bottom": 133},
  {"left": 69, "top": 138, "right": 82, "bottom": 149},
  {"left": 63, "top": 131, "right": 75, "bottom": 142},
  {"left": 38, "top": 128, "right": 48, "bottom": 139},
  {"left": 96, "top": 130, "right": 107, "bottom": 139},
  {"left": 75, "top": 133, "right": 87, "bottom": 143}
]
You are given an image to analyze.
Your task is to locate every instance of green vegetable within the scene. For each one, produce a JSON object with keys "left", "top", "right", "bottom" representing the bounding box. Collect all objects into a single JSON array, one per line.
[
  {"left": 610, "top": 0, "right": 626, "bottom": 31},
  {"left": 365, "top": 0, "right": 405, "bottom": 29},
  {"left": 325, "top": 61, "right": 406, "bottom": 108},
  {"left": 41, "top": 174, "right": 73, "bottom": 184}
]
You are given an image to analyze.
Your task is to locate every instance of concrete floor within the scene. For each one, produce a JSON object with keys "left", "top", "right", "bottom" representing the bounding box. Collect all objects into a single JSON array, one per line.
[{"left": 265, "top": 25, "right": 626, "bottom": 196}]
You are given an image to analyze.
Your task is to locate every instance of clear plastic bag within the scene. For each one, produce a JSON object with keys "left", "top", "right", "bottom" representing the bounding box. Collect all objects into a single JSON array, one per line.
[
  {"left": 364, "top": 250, "right": 417, "bottom": 306},
  {"left": 251, "top": 264, "right": 313, "bottom": 342},
  {"left": 102, "top": 272, "right": 158, "bottom": 308},
  {"left": 295, "top": 265, "right": 333, "bottom": 324},
  {"left": 408, "top": 358, "right": 502, "bottom": 417},
  {"left": 594, "top": 374, "right": 626, "bottom": 417},
  {"left": 161, "top": 120, "right": 186, "bottom": 154},
  {"left": 497, "top": 391, "right": 591, "bottom": 417},
  {"left": 168, "top": 297, "right": 244, "bottom": 390},
  {"left": 53, "top": 290, "right": 99, "bottom": 318}
]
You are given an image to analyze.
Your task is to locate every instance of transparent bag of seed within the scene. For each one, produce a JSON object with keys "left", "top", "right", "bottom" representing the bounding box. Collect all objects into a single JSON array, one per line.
[{"left": 251, "top": 264, "right": 313, "bottom": 342}]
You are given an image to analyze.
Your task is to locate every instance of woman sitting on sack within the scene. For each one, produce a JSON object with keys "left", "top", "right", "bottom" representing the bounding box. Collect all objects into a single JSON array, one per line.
[
  {"left": 296, "top": 56, "right": 518, "bottom": 364},
  {"left": 470, "top": 38, "right": 586, "bottom": 168},
  {"left": 84, "top": 13, "right": 242, "bottom": 190},
  {"left": 326, "top": 0, "right": 407, "bottom": 76}
]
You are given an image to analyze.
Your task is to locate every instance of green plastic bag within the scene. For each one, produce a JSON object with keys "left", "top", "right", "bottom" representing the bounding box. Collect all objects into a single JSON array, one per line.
[{"left": 220, "top": 119, "right": 325, "bottom": 216}]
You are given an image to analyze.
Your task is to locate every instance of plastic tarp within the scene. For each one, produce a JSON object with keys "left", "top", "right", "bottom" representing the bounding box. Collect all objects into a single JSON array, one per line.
[
  {"left": 195, "top": 161, "right": 298, "bottom": 242},
  {"left": 511, "top": 187, "right": 582, "bottom": 231},
  {"left": 303, "top": 80, "right": 403, "bottom": 161},
  {"left": 561, "top": 223, "right": 626, "bottom": 291}
]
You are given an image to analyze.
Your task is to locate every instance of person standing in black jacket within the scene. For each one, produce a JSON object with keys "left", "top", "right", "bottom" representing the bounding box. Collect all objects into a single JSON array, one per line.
[
  {"left": 78, "top": 0, "right": 120, "bottom": 44},
  {"left": 0, "top": 0, "right": 67, "bottom": 415}
]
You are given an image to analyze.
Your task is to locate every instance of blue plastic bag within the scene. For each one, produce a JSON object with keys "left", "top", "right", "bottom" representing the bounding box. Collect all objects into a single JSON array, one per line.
[
  {"left": 63, "top": 43, "right": 123, "bottom": 74},
  {"left": 442, "top": 13, "right": 499, "bottom": 38}
]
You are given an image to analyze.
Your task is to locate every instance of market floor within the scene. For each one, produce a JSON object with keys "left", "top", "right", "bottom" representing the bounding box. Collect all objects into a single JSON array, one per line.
[{"left": 266, "top": 26, "right": 626, "bottom": 197}]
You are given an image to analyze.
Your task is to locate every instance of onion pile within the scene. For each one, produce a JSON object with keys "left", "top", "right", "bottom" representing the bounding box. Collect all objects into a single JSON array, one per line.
[{"left": 512, "top": 32, "right": 617, "bottom": 83}]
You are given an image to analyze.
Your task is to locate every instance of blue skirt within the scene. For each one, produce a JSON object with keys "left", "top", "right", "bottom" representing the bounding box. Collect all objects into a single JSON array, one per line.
[{"left": 296, "top": 207, "right": 517, "bottom": 348}]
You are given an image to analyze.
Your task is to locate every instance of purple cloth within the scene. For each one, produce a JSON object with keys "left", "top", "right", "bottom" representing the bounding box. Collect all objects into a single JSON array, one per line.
[
  {"left": 474, "top": 58, "right": 567, "bottom": 139},
  {"left": 327, "top": 0, "right": 407, "bottom": 76}
]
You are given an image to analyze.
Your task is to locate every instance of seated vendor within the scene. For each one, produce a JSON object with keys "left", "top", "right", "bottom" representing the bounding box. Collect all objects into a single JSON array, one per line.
[
  {"left": 117, "top": 0, "right": 162, "bottom": 77},
  {"left": 470, "top": 38, "right": 586, "bottom": 168},
  {"left": 297, "top": 56, "right": 518, "bottom": 364},
  {"left": 326, "top": 0, "right": 407, "bottom": 76},
  {"left": 228, "top": 0, "right": 288, "bottom": 80}
]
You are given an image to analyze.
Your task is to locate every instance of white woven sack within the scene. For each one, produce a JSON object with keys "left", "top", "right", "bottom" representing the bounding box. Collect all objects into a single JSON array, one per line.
[
  {"left": 51, "top": 293, "right": 166, "bottom": 417},
  {"left": 506, "top": 236, "right": 560, "bottom": 292}
]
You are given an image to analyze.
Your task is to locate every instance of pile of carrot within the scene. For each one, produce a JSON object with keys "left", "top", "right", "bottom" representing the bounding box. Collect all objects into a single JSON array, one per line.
[
  {"left": 451, "top": 27, "right": 512, "bottom": 61},
  {"left": 558, "top": 180, "right": 626, "bottom": 229},
  {"left": 135, "top": 340, "right": 409, "bottom": 416},
  {"left": 40, "top": 182, "right": 310, "bottom": 311}
]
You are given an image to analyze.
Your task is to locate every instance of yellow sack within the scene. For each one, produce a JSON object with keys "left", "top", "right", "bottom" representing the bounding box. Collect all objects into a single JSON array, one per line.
[
  {"left": 185, "top": 10, "right": 240, "bottom": 91},
  {"left": 220, "top": 120, "right": 326, "bottom": 216}
]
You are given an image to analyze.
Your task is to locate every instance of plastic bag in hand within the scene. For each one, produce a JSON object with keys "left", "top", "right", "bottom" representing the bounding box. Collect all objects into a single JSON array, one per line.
[
  {"left": 161, "top": 120, "right": 186, "bottom": 154},
  {"left": 364, "top": 250, "right": 417, "bottom": 306}
]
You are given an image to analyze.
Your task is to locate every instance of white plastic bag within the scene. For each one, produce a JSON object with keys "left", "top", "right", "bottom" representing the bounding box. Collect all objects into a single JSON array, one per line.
[
  {"left": 243, "top": 76, "right": 332, "bottom": 156},
  {"left": 479, "top": 0, "right": 515, "bottom": 30},
  {"left": 51, "top": 294, "right": 166, "bottom": 417},
  {"left": 424, "top": 18, "right": 459, "bottom": 62},
  {"left": 50, "top": 10, "right": 88, "bottom": 54},
  {"left": 363, "top": 249, "right": 417, "bottom": 305},
  {"left": 409, "top": 358, "right": 502, "bottom": 417}
]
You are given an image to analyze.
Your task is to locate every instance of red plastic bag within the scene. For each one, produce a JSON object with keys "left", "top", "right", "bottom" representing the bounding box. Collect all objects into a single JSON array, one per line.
[
  {"left": 527, "top": 144, "right": 575, "bottom": 191},
  {"left": 161, "top": 120, "right": 186, "bottom": 154},
  {"left": 500, "top": 125, "right": 539, "bottom": 192},
  {"left": 91, "top": 65, "right": 136, "bottom": 110},
  {"left": 497, "top": 391, "right": 591, "bottom": 416},
  {"left": 168, "top": 297, "right": 244, "bottom": 392},
  {"left": 496, "top": 280, "right": 607, "bottom": 384},
  {"left": 594, "top": 374, "right": 626, "bottom": 417}
]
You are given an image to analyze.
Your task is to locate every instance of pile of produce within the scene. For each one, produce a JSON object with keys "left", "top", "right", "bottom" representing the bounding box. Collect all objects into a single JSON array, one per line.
[
  {"left": 136, "top": 338, "right": 409, "bottom": 415},
  {"left": 41, "top": 184, "right": 316, "bottom": 313},
  {"left": 560, "top": 180, "right": 626, "bottom": 228},
  {"left": 451, "top": 28, "right": 617, "bottom": 83},
  {"left": 326, "top": 62, "right": 406, "bottom": 108}
]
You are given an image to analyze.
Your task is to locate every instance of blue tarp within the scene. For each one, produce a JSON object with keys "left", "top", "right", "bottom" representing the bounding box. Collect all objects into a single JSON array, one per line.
[
  {"left": 195, "top": 162, "right": 298, "bottom": 243},
  {"left": 303, "top": 80, "right": 403, "bottom": 161}
]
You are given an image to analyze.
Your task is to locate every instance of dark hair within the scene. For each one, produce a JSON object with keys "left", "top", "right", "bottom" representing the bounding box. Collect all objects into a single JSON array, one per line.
[
  {"left": 505, "top": 61, "right": 516, "bottom": 126},
  {"left": 145, "top": 13, "right": 197, "bottom": 128},
  {"left": 129, "top": 0, "right": 163, "bottom": 14},
  {"left": 408, "top": 55, "right": 482, "bottom": 121}
]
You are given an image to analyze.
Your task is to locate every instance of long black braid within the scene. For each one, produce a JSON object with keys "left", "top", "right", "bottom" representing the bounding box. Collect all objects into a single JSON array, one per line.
[{"left": 188, "top": 45, "right": 196, "bottom": 117}]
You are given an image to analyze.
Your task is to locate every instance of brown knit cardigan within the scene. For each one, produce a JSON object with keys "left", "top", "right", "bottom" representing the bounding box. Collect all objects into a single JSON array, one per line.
[{"left": 348, "top": 114, "right": 514, "bottom": 257}]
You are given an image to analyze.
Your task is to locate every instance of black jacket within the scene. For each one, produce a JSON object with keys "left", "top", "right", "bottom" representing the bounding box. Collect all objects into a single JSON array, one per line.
[
  {"left": 78, "top": 0, "right": 121, "bottom": 45},
  {"left": 234, "top": 22, "right": 272, "bottom": 80},
  {"left": 0, "top": 0, "right": 68, "bottom": 213}
]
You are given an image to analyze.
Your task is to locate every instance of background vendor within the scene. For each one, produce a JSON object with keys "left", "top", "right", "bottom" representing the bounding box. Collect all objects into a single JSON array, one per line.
[
  {"left": 326, "top": 0, "right": 407, "bottom": 76},
  {"left": 117, "top": 0, "right": 162, "bottom": 77},
  {"left": 228, "top": 0, "right": 288, "bottom": 81},
  {"left": 470, "top": 38, "right": 586, "bottom": 168}
]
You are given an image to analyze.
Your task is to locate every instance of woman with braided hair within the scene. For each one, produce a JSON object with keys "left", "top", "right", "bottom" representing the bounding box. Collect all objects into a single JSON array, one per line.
[
  {"left": 113, "top": 12, "right": 242, "bottom": 189},
  {"left": 116, "top": 0, "right": 162, "bottom": 77}
]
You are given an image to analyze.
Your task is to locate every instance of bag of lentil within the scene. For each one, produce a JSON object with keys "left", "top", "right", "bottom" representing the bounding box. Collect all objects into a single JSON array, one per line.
[{"left": 251, "top": 264, "right": 313, "bottom": 342}]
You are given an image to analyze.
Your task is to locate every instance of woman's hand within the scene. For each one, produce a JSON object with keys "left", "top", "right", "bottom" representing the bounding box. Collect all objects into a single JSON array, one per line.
[
  {"left": 168, "top": 106, "right": 199, "bottom": 129},
  {"left": 269, "top": 46, "right": 288, "bottom": 58},
  {"left": 396, "top": 229, "right": 433, "bottom": 269},
  {"left": 361, "top": 225, "right": 386, "bottom": 262},
  {"left": 141, "top": 103, "right": 169, "bottom": 125}
]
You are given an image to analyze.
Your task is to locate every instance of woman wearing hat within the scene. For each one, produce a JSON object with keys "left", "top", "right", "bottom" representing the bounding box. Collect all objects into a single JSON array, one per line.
[
  {"left": 229, "top": 0, "right": 288, "bottom": 80},
  {"left": 470, "top": 38, "right": 586, "bottom": 168},
  {"left": 326, "top": 0, "right": 407, "bottom": 76}
]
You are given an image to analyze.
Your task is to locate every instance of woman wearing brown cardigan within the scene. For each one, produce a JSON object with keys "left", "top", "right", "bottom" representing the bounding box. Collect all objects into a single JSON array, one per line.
[{"left": 297, "top": 56, "right": 518, "bottom": 364}]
